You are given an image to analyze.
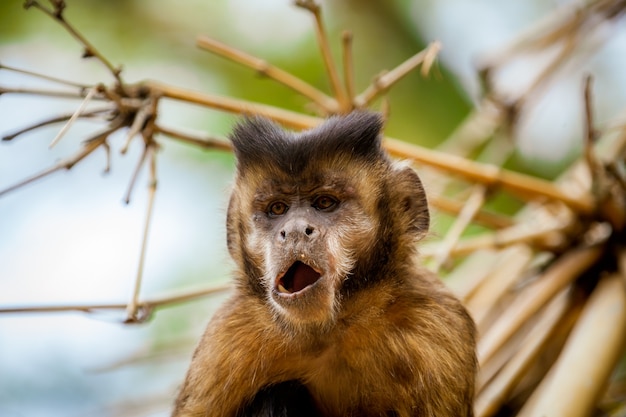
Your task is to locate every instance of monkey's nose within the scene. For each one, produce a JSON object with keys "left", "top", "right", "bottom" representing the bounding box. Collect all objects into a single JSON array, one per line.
[{"left": 279, "top": 220, "right": 317, "bottom": 241}]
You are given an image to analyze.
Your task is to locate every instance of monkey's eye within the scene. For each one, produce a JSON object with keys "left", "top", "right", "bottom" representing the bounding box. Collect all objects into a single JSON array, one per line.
[
  {"left": 312, "top": 195, "right": 338, "bottom": 211},
  {"left": 268, "top": 201, "right": 289, "bottom": 216}
]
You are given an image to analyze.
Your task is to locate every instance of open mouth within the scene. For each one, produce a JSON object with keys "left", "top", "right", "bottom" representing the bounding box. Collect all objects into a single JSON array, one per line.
[{"left": 276, "top": 261, "right": 322, "bottom": 294}]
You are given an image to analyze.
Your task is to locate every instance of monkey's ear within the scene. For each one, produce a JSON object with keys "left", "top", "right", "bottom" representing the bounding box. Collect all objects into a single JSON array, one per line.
[
  {"left": 225, "top": 191, "right": 241, "bottom": 259},
  {"left": 391, "top": 166, "right": 430, "bottom": 240}
]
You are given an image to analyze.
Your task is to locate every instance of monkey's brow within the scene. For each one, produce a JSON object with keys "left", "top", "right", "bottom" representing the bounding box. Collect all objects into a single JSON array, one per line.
[{"left": 254, "top": 176, "right": 352, "bottom": 198}]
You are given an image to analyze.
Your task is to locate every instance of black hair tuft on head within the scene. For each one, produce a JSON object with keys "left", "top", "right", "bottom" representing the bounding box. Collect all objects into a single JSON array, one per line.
[{"left": 229, "top": 111, "right": 385, "bottom": 175}]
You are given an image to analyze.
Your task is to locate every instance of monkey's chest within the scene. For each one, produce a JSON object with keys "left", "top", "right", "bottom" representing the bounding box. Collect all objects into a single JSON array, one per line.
[{"left": 300, "top": 325, "right": 418, "bottom": 415}]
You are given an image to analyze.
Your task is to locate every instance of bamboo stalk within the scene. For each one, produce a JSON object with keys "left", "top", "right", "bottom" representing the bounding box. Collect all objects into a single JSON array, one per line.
[
  {"left": 443, "top": 250, "right": 502, "bottom": 301},
  {"left": 421, "top": 220, "right": 565, "bottom": 259},
  {"left": 429, "top": 194, "right": 513, "bottom": 229},
  {"left": 517, "top": 273, "right": 626, "bottom": 417},
  {"left": 477, "top": 245, "right": 603, "bottom": 366},
  {"left": 465, "top": 245, "right": 533, "bottom": 329},
  {"left": 475, "top": 291, "right": 573, "bottom": 417}
]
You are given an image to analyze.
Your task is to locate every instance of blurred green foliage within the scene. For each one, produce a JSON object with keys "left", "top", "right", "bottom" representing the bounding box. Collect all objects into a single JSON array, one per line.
[{"left": 1, "top": 0, "right": 471, "bottom": 148}]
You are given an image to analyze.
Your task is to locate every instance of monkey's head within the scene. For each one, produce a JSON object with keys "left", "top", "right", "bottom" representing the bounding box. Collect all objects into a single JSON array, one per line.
[{"left": 226, "top": 111, "right": 429, "bottom": 329}]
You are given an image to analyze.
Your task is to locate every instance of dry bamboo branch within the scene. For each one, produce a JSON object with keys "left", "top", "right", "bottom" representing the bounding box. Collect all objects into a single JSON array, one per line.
[
  {"left": 0, "top": 62, "right": 91, "bottom": 89},
  {"left": 125, "top": 147, "right": 158, "bottom": 323},
  {"left": 341, "top": 31, "right": 355, "bottom": 102},
  {"left": 121, "top": 98, "right": 154, "bottom": 154},
  {"left": 465, "top": 245, "right": 533, "bottom": 328},
  {"left": 432, "top": 185, "right": 488, "bottom": 272},
  {"left": 196, "top": 35, "right": 337, "bottom": 113},
  {"left": 2, "top": 107, "right": 111, "bottom": 141},
  {"left": 0, "top": 283, "right": 231, "bottom": 315},
  {"left": 477, "top": 245, "right": 603, "bottom": 366},
  {"left": 0, "top": 124, "right": 118, "bottom": 197},
  {"left": 475, "top": 291, "right": 576, "bottom": 417},
  {"left": 517, "top": 273, "right": 626, "bottom": 417},
  {"left": 148, "top": 77, "right": 597, "bottom": 214},
  {"left": 421, "top": 220, "right": 566, "bottom": 258},
  {"left": 444, "top": 250, "right": 502, "bottom": 301},
  {"left": 145, "top": 81, "right": 599, "bottom": 213},
  {"left": 429, "top": 194, "right": 513, "bottom": 229},
  {"left": 384, "top": 137, "right": 596, "bottom": 215},
  {"left": 122, "top": 145, "right": 149, "bottom": 204},
  {"left": 147, "top": 80, "right": 321, "bottom": 129},
  {"left": 295, "top": 0, "right": 350, "bottom": 112},
  {"left": 583, "top": 74, "right": 600, "bottom": 174},
  {"left": 436, "top": 100, "right": 504, "bottom": 156},
  {"left": 155, "top": 125, "right": 232, "bottom": 152},
  {"left": 355, "top": 41, "right": 442, "bottom": 108},
  {"left": 0, "top": 86, "right": 99, "bottom": 99},
  {"left": 511, "top": 35, "right": 578, "bottom": 115}
]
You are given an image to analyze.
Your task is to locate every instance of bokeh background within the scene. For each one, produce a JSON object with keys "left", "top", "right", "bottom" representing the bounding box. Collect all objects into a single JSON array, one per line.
[{"left": 1, "top": 1, "right": 625, "bottom": 416}]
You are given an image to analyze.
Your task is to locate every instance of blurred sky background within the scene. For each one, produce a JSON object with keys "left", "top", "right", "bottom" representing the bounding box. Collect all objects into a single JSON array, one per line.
[{"left": 1, "top": 0, "right": 626, "bottom": 416}]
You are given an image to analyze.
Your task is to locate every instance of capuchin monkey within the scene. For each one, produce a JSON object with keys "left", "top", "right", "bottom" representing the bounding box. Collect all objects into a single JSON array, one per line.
[{"left": 173, "top": 111, "right": 477, "bottom": 417}]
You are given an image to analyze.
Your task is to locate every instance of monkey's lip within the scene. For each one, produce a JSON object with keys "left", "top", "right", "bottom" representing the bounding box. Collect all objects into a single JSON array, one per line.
[{"left": 276, "top": 261, "right": 322, "bottom": 295}]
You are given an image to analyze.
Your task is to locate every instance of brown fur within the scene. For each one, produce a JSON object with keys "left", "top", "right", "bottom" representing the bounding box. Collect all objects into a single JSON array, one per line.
[{"left": 173, "top": 111, "right": 476, "bottom": 417}]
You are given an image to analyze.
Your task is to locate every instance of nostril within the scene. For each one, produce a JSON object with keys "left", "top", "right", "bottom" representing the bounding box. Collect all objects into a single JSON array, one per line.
[
  {"left": 280, "top": 230, "right": 286, "bottom": 239},
  {"left": 305, "top": 227, "right": 314, "bottom": 236}
]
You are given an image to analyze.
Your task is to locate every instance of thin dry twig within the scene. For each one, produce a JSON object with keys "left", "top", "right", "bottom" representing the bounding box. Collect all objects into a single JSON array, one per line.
[
  {"left": 341, "top": 31, "right": 356, "bottom": 102},
  {"left": 196, "top": 35, "right": 337, "bottom": 114},
  {"left": 155, "top": 125, "right": 232, "bottom": 152},
  {"left": 295, "top": 0, "right": 350, "bottom": 112},
  {"left": 121, "top": 97, "right": 154, "bottom": 154},
  {"left": 423, "top": 219, "right": 567, "bottom": 258},
  {"left": 431, "top": 185, "right": 488, "bottom": 272},
  {"left": 125, "top": 147, "right": 158, "bottom": 323},
  {"left": 49, "top": 85, "right": 98, "bottom": 148},
  {"left": 0, "top": 62, "right": 92, "bottom": 89},
  {"left": 0, "top": 121, "right": 121, "bottom": 198},
  {"left": 355, "top": 41, "right": 442, "bottom": 108},
  {"left": 0, "top": 283, "right": 232, "bottom": 316},
  {"left": 23, "top": 0, "right": 123, "bottom": 85},
  {"left": 1, "top": 107, "right": 111, "bottom": 141},
  {"left": 0, "top": 85, "right": 101, "bottom": 99},
  {"left": 583, "top": 75, "right": 599, "bottom": 174},
  {"left": 429, "top": 194, "right": 513, "bottom": 229}
]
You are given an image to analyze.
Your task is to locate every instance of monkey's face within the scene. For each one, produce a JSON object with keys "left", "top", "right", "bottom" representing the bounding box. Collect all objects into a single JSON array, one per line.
[
  {"left": 226, "top": 111, "right": 429, "bottom": 328},
  {"left": 245, "top": 173, "right": 377, "bottom": 326}
]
